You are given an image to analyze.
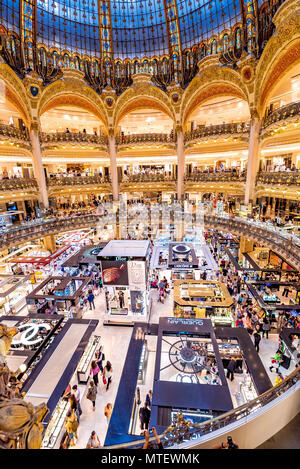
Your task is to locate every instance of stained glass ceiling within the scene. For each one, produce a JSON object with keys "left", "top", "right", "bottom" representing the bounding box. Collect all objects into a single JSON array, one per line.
[{"left": 2, "top": 0, "right": 242, "bottom": 59}]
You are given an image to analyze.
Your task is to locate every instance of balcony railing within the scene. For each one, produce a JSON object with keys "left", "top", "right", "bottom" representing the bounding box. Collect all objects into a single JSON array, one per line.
[
  {"left": 1, "top": 213, "right": 300, "bottom": 269},
  {"left": 262, "top": 101, "right": 300, "bottom": 129},
  {"left": 104, "top": 366, "right": 300, "bottom": 449},
  {"left": 185, "top": 171, "right": 246, "bottom": 183},
  {"left": 0, "top": 178, "right": 38, "bottom": 191},
  {"left": 121, "top": 173, "right": 176, "bottom": 183},
  {"left": 47, "top": 175, "right": 110, "bottom": 186},
  {"left": 0, "top": 124, "right": 30, "bottom": 142},
  {"left": 184, "top": 122, "right": 250, "bottom": 143},
  {"left": 40, "top": 132, "right": 108, "bottom": 146},
  {"left": 256, "top": 171, "right": 300, "bottom": 185},
  {"left": 116, "top": 133, "right": 175, "bottom": 146}
]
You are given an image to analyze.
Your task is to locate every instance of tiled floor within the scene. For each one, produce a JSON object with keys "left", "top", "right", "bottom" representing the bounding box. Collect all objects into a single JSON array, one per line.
[{"left": 10, "top": 283, "right": 295, "bottom": 449}]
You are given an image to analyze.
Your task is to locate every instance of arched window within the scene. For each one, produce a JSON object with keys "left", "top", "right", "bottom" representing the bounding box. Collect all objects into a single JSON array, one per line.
[
  {"left": 63, "top": 54, "right": 70, "bottom": 68},
  {"left": 246, "top": 18, "right": 255, "bottom": 52},
  {"left": 53, "top": 51, "right": 59, "bottom": 68},
  {"left": 25, "top": 40, "right": 34, "bottom": 70},
  {"left": 211, "top": 39, "right": 217, "bottom": 55},
  {"left": 74, "top": 56, "right": 80, "bottom": 70},
  {"left": 235, "top": 28, "right": 242, "bottom": 49},
  {"left": 223, "top": 34, "right": 229, "bottom": 53},
  {"left": 39, "top": 48, "right": 47, "bottom": 67},
  {"left": 200, "top": 43, "right": 207, "bottom": 59}
]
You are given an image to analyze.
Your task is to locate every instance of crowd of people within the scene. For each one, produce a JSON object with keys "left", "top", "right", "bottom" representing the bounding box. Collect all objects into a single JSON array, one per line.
[{"left": 60, "top": 344, "right": 114, "bottom": 449}]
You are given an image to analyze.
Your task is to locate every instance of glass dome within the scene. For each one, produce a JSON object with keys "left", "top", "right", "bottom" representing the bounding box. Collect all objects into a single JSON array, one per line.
[{"left": 1, "top": 0, "right": 243, "bottom": 60}]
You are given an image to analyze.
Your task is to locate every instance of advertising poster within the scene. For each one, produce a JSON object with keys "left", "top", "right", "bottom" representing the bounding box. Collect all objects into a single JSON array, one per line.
[
  {"left": 128, "top": 261, "right": 146, "bottom": 289},
  {"left": 101, "top": 260, "right": 129, "bottom": 286}
]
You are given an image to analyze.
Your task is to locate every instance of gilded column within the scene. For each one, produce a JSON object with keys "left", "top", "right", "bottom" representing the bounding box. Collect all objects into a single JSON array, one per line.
[
  {"left": 244, "top": 113, "right": 261, "bottom": 205},
  {"left": 108, "top": 129, "right": 119, "bottom": 201},
  {"left": 176, "top": 125, "right": 185, "bottom": 200},
  {"left": 30, "top": 123, "right": 49, "bottom": 208}
]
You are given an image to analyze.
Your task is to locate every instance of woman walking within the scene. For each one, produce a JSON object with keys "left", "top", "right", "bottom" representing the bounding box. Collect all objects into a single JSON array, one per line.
[
  {"left": 86, "top": 431, "right": 101, "bottom": 448},
  {"left": 90, "top": 360, "right": 100, "bottom": 386},
  {"left": 103, "top": 361, "right": 113, "bottom": 391},
  {"left": 86, "top": 379, "right": 97, "bottom": 411},
  {"left": 104, "top": 403, "right": 113, "bottom": 424}
]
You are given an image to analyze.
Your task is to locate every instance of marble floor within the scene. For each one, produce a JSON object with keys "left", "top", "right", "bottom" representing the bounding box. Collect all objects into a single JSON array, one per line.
[{"left": 8, "top": 283, "right": 295, "bottom": 449}]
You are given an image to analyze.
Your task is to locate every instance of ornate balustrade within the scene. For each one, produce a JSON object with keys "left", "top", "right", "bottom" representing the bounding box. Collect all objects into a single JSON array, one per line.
[
  {"left": 184, "top": 122, "right": 250, "bottom": 143},
  {"left": 1, "top": 213, "right": 300, "bottom": 269},
  {"left": 116, "top": 133, "right": 175, "bottom": 146},
  {"left": 262, "top": 101, "right": 300, "bottom": 129},
  {"left": 121, "top": 174, "right": 176, "bottom": 183},
  {"left": 40, "top": 132, "right": 108, "bottom": 146},
  {"left": 185, "top": 171, "right": 246, "bottom": 183},
  {"left": 104, "top": 366, "right": 300, "bottom": 449},
  {"left": 47, "top": 175, "right": 110, "bottom": 187},
  {"left": 256, "top": 171, "right": 300, "bottom": 186},
  {"left": 0, "top": 124, "right": 30, "bottom": 142},
  {"left": 0, "top": 178, "right": 38, "bottom": 191}
]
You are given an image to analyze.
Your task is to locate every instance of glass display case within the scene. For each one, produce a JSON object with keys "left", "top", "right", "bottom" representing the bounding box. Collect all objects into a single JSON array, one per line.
[
  {"left": 137, "top": 342, "right": 148, "bottom": 385},
  {"left": 77, "top": 335, "right": 101, "bottom": 384},
  {"left": 42, "top": 398, "right": 69, "bottom": 449},
  {"left": 240, "top": 374, "right": 257, "bottom": 403}
]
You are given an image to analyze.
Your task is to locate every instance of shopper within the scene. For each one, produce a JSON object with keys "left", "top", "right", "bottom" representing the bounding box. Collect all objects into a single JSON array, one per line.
[
  {"left": 64, "top": 409, "right": 79, "bottom": 447},
  {"left": 275, "top": 373, "right": 283, "bottom": 386},
  {"left": 103, "top": 361, "right": 113, "bottom": 391},
  {"left": 104, "top": 403, "right": 113, "bottom": 424},
  {"left": 139, "top": 402, "right": 151, "bottom": 431},
  {"left": 71, "top": 384, "right": 82, "bottom": 417},
  {"left": 143, "top": 428, "right": 163, "bottom": 449},
  {"left": 86, "top": 379, "right": 97, "bottom": 411},
  {"left": 253, "top": 330, "right": 261, "bottom": 353},
  {"left": 262, "top": 316, "right": 271, "bottom": 339},
  {"left": 86, "top": 430, "right": 101, "bottom": 448},
  {"left": 226, "top": 357, "right": 236, "bottom": 381},
  {"left": 118, "top": 290, "right": 125, "bottom": 309},
  {"left": 145, "top": 390, "right": 152, "bottom": 409},
  {"left": 90, "top": 360, "right": 100, "bottom": 386},
  {"left": 213, "top": 436, "right": 239, "bottom": 449},
  {"left": 87, "top": 290, "right": 95, "bottom": 310},
  {"left": 96, "top": 345, "right": 105, "bottom": 373},
  {"left": 269, "top": 351, "right": 283, "bottom": 373}
]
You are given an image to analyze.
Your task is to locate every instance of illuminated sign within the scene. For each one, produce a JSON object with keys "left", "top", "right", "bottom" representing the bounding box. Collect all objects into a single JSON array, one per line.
[
  {"left": 12, "top": 322, "right": 51, "bottom": 347},
  {"left": 167, "top": 318, "right": 204, "bottom": 326}
]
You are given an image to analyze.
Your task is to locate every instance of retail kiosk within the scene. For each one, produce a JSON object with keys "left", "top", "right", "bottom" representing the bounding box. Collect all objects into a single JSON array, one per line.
[
  {"left": 173, "top": 280, "right": 234, "bottom": 326},
  {"left": 0, "top": 275, "right": 34, "bottom": 316},
  {"left": 98, "top": 240, "right": 151, "bottom": 325},
  {"left": 26, "top": 276, "right": 92, "bottom": 318}
]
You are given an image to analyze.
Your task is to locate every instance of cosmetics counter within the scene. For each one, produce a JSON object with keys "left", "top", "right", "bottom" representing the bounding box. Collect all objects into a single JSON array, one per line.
[
  {"left": 173, "top": 280, "right": 234, "bottom": 327},
  {"left": 0, "top": 275, "right": 34, "bottom": 316}
]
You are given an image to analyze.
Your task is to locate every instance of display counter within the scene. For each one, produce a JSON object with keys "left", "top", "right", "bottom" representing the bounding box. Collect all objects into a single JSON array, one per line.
[
  {"left": 173, "top": 280, "right": 234, "bottom": 326},
  {"left": 0, "top": 275, "right": 34, "bottom": 316},
  {"left": 77, "top": 335, "right": 101, "bottom": 383}
]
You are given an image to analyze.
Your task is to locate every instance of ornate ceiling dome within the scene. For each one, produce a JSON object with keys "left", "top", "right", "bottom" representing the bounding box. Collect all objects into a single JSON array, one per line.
[{"left": 1, "top": 0, "right": 244, "bottom": 60}]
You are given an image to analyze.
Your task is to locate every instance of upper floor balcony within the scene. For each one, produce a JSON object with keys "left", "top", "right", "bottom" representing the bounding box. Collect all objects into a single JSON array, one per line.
[
  {"left": 184, "top": 170, "right": 246, "bottom": 183},
  {"left": 116, "top": 133, "right": 176, "bottom": 148},
  {"left": 184, "top": 122, "right": 250, "bottom": 144},
  {"left": 256, "top": 171, "right": 300, "bottom": 186},
  {"left": 47, "top": 175, "right": 111, "bottom": 187},
  {"left": 261, "top": 101, "right": 300, "bottom": 131},
  {"left": 0, "top": 177, "right": 38, "bottom": 192},
  {"left": 121, "top": 172, "right": 175, "bottom": 184},
  {"left": 0, "top": 124, "right": 31, "bottom": 147},
  {"left": 40, "top": 131, "right": 108, "bottom": 149}
]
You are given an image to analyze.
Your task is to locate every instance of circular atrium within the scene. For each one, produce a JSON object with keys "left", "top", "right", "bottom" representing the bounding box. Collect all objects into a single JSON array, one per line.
[{"left": 0, "top": 0, "right": 299, "bottom": 455}]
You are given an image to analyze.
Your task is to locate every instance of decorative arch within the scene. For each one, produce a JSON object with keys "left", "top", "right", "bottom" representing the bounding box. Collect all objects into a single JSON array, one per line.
[
  {"left": 255, "top": 0, "right": 300, "bottom": 115},
  {"left": 181, "top": 66, "right": 249, "bottom": 127},
  {"left": 38, "top": 80, "right": 108, "bottom": 129},
  {"left": 113, "top": 86, "right": 176, "bottom": 128},
  {"left": 0, "top": 63, "right": 32, "bottom": 126}
]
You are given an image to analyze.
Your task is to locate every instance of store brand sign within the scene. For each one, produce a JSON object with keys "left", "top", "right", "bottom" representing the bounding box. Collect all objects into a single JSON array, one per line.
[
  {"left": 167, "top": 318, "right": 204, "bottom": 326},
  {"left": 12, "top": 322, "right": 51, "bottom": 347}
]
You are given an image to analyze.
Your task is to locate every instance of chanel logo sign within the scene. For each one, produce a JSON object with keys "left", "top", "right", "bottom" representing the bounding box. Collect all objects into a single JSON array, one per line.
[{"left": 12, "top": 323, "right": 51, "bottom": 347}]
